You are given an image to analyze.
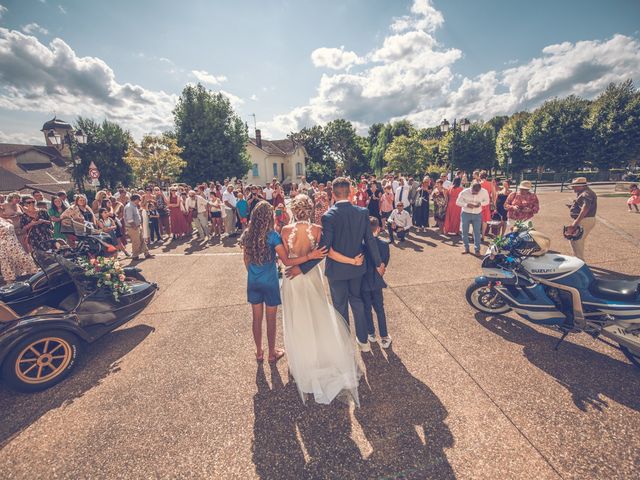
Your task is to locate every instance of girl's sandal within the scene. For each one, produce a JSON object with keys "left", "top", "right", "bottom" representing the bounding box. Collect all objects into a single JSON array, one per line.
[
  {"left": 268, "top": 349, "right": 285, "bottom": 363},
  {"left": 256, "top": 350, "right": 264, "bottom": 363}
]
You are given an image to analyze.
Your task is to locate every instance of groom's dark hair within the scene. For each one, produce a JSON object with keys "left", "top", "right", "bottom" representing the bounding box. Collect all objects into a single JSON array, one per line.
[{"left": 332, "top": 177, "right": 351, "bottom": 199}]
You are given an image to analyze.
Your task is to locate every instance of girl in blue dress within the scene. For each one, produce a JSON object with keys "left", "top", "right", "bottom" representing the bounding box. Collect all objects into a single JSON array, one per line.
[{"left": 240, "top": 201, "right": 327, "bottom": 363}]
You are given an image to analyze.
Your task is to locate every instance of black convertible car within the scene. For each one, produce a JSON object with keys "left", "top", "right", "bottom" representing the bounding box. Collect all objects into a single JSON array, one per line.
[{"left": 0, "top": 245, "right": 157, "bottom": 392}]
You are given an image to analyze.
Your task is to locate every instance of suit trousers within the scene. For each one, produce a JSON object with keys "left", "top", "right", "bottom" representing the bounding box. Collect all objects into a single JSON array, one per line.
[
  {"left": 362, "top": 288, "right": 387, "bottom": 338},
  {"left": 570, "top": 216, "right": 596, "bottom": 260},
  {"left": 126, "top": 226, "right": 149, "bottom": 258},
  {"left": 329, "top": 276, "right": 368, "bottom": 344}
]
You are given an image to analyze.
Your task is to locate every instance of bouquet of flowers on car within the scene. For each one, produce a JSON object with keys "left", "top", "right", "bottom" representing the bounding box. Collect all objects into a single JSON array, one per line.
[{"left": 77, "top": 256, "right": 131, "bottom": 301}]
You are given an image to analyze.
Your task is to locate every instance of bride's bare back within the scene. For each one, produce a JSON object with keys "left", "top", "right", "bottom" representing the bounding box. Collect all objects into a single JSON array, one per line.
[{"left": 282, "top": 222, "right": 322, "bottom": 259}]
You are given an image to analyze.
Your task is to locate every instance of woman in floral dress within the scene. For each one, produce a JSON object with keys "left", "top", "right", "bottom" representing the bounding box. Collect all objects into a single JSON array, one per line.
[
  {"left": 20, "top": 196, "right": 53, "bottom": 252},
  {"left": 313, "top": 183, "right": 330, "bottom": 223},
  {"left": 431, "top": 179, "right": 448, "bottom": 233},
  {"left": 0, "top": 216, "right": 38, "bottom": 282}
]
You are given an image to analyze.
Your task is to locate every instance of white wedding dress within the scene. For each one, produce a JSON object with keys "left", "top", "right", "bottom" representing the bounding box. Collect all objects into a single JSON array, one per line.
[{"left": 281, "top": 221, "right": 362, "bottom": 406}]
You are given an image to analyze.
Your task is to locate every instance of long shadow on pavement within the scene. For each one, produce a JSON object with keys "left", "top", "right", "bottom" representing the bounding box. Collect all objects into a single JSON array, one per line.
[
  {"left": 0, "top": 324, "right": 154, "bottom": 448},
  {"left": 252, "top": 347, "right": 455, "bottom": 479},
  {"left": 474, "top": 313, "right": 640, "bottom": 412}
]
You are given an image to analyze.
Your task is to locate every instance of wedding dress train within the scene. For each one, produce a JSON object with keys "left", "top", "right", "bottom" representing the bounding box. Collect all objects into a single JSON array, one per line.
[{"left": 281, "top": 222, "right": 361, "bottom": 406}]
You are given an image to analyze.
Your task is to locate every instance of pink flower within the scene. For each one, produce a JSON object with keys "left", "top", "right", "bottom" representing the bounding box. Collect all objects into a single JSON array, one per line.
[{"left": 118, "top": 274, "right": 125, "bottom": 281}]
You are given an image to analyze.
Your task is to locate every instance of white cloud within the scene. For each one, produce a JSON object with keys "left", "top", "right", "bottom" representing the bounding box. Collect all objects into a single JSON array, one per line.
[
  {"left": 0, "top": 129, "right": 43, "bottom": 145},
  {"left": 0, "top": 28, "right": 177, "bottom": 139},
  {"left": 191, "top": 69, "right": 227, "bottom": 85},
  {"left": 261, "top": 0, "right": 640, "bottom": 138},
  {"left": 250, "top": 94, "right": 258, "bottom": 101},
  {"left": 58, "top": 5, "right": 66, "bottom": 14},
  {"left": 21, "top": 23, "right": 49, "bottom": 35},
  {"left": 0, "top": 5, "right": 7, "bottom": 19},
  {"left": 219, "top": 89, "right": 244, "bottom": 109},
  {"left": 311, "top": 47, "right": 364, "bottom": 70}
]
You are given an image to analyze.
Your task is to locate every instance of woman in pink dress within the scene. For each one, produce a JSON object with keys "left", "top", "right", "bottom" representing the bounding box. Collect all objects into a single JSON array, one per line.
[
  {"left": 628, "top": 183, "right": 640, "bottom": 213},
  {"left": 443, "top": 177, "right": 463, "bottom": 236},
  {"left": 168, "top": 188, "right": 189, "bottom": 239},
  {"left": 479, "top": 171, "right": 496, "bottom": 239}
]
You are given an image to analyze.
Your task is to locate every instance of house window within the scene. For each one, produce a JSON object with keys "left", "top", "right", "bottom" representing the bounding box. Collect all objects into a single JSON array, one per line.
[
  {"left": 295, "top": 162, "right": 303, "bottom": 176},
  {"left": 273, "top": 162, "right": 278, "bottom": 177},
  {"left": 252, "top": 163, "right": 259, "bottom": 177}
]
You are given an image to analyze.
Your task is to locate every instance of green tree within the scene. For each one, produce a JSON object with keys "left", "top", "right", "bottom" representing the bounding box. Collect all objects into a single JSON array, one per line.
[
  {"left": 522, "top": 96, "right": 591, "bottom": 172},
  {"left": 125, "top": 133, "right": 186, "bottom": 185},
  {"left": 496, "top": 112, "right": 532, "bottom": 175},
  {"left": 439, "top": 122, "right": 495, "bottom": 173},
  {"left": 289, "top": 125, "right": 335, "bottom": 182},
  {"left": 323, "top": 119, "right": 368, "bottom": 177},
  {"left": 587, "top": 79, "right": 640, "bottom": 170},
  {"left": 369, "top": 120, "right": 416, "bottom": 173},
  {"left": 75, "top": 117, "right": 133, "bottom": 189},
  {"left": 173, "top": 83, "right": 250, "bottom": 184},
  {"left": 383, "top": 134, "right": 440, "bottom": 176},
  {"left": 487, "top": 115, "right": 510, "bottom": 136}
]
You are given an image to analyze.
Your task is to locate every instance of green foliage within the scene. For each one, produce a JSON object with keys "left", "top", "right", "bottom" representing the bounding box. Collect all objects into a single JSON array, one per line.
[
  {"left": 125, "top": 133, "right": 186, "bottom": 186},
  {"left": 496, "top": 112, "right": 532, "bottom": 173},
  {"left": 522, "top": 96, "right": 591, "bottom": 172},
  {"left": 487, "top": 115, "right": 510, "bottom": 136},
  {"left": 383, "top": 134, "right": 440, "bottom": 176},
  {"left": 587, "top": 80, "right": 640, "bottom": 170},
  {"left": 173, "top": 83, "right": 250, "bottom": 184},
  {"left": 289, "top": 125, "right": 334, "bottom": 182},
  {"left": 74, "top": 117, "right": 133, "bottom": 189},
  {"left": 439, "top": 122, "right": 496, "bottom": 172},
  {"left": 369, "top": 120, "right": 417, "bottom": 173},
  {"left": 323, "top": 119, "right": 369, "bottom": 177}
]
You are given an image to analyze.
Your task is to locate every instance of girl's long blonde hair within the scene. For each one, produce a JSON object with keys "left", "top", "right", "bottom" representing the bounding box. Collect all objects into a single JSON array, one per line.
[{"left": 241, "top": 200, "right": 275, "bottom": 265}]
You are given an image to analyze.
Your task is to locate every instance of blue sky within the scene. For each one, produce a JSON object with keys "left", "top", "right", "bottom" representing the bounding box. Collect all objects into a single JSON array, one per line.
[{"left": 0, "top": 0, "right": 639, "bottom": 144}]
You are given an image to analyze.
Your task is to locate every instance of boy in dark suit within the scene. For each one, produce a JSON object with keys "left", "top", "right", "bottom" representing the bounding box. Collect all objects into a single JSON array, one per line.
[{"left": 362, "top": 217, "right": 391, "bottom": 348}]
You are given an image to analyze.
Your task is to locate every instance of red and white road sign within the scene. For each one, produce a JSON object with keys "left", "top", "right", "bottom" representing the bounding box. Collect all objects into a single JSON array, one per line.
[{"left": 88, "top": 161, "right": 100, "bottom": 179}]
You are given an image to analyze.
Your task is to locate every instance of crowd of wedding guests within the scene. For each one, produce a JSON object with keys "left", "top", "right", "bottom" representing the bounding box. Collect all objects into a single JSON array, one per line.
[{"left": 0, "top": 170, "right": 541, "bottom": 283}]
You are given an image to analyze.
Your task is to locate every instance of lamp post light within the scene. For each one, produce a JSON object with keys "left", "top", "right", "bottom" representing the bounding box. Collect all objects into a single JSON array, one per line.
[
  {"left": 48, "top": 128, "right": 87, "bottom": 192},
  {"left": 440, "top": 118, "right": 470, "bottom": 181}
]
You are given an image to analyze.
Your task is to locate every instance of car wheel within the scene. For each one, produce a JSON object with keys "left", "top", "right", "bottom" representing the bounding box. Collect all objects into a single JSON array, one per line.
[
  {"left": 465, "top": 283, "right": 512, "bottom": 314},
  {"left": 1, "top": 330, "right": 80, "bottom": 392}
]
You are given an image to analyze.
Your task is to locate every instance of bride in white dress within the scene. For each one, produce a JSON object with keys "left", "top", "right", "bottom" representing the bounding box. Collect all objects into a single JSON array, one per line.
[{"left": 281, "top": 195, "right": 364, "bottom": 406}]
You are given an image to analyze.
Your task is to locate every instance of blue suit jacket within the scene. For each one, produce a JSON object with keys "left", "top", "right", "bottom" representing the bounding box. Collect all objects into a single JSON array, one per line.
[
  {"left": 300, "top": 202, "right": 382, "bottom": 280},
  {"left": 362, "top": 237, "right": 390, "bottom": 291}
]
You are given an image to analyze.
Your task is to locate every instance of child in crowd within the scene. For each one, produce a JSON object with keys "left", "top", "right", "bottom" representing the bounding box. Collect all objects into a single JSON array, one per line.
[
  {"left": 274, "top": 203, "right": 290, "bottom": 232},
  {"left": 362, "top": 217, "right": 392, "bottom": 348},
  {"left": 240, "top": 201, "right": 326, "bottom": 363},
  {"left": 236, "top": 192, "right": 249, "bottom": 230},
  {"left": 147, "top": 201, "right": 161, "bottom": 243},
  {"left": 628, "top": 184, "right": 639, "bottom": 213},
  {"left": 97, "top": 207, "right": 129, "bottom": 256}
]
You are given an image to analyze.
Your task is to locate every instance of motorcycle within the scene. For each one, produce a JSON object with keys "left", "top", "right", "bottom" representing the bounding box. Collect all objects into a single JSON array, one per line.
[{"left": 466, "top": 227, "right": 640, "bottom": 368}]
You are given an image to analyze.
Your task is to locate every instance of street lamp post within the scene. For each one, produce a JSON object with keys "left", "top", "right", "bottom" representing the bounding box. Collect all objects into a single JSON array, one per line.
[
  {"left": 47, "top": 128, "right": 87, "bottom": 192},
  {"left": 440, "top": 118, "right": 470, "bottom": 182}
]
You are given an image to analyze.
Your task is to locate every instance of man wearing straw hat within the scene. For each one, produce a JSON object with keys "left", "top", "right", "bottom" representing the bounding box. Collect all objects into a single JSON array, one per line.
[{"left": 567, "top": 177, "right": 597, "bottom": 260}]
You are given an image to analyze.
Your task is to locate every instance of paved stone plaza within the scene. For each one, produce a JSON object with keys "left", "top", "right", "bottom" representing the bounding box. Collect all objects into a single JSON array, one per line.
[{"left": 0, "top": 191, "right": 638, "bottom": 479}]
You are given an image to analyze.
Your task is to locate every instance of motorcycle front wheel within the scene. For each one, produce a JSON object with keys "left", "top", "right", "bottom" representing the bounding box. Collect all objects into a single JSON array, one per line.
[{"left": 466, "top": 283, "right": 512, "bottom": 314}]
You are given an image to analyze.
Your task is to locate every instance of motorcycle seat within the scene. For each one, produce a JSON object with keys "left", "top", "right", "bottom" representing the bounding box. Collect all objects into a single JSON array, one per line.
[
  {"left": 590, "top": 278, "right": 640, "bottom": 302},
  {"left": 0, "top": 281, "right": 33, "bottom": 302}
]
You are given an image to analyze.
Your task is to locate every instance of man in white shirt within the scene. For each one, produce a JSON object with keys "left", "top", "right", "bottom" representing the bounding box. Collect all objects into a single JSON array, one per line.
[
  {"left": 186, "top": 190, "right": 209, "bottom": 240},
  {"left": 391, "top": 176, "right": 400, "bottom": 193},
  {"left": 441, "top": 173, "right": 452, "bottom": 190},
  {"left": 222, "top": 185, "right": 238, "bottom": 236},
  {"left": 387, "top": 202, "right": 412, "bottom": 243},
  {"left": 264, "top": 184, "right": 274, "bottom": 204},
  {"left": 456, "top": 182, "right": 490, "bottom": 254},
  {"left": 394, "top": 178, "right": 411, "bottom": 212}
]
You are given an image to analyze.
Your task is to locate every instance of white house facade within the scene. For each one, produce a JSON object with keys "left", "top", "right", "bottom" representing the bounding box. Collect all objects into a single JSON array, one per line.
[{"left": 246, "top": 129, "right": 306, "bottom": 186}]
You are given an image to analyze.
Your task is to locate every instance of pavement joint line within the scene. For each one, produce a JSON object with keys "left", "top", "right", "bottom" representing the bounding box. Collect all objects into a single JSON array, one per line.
[
  {"left": 387, "top": 286, "right": 565, "bottom": 480},
  {"left": 594, "top": 214, "right": 640, "bottom": 248}
]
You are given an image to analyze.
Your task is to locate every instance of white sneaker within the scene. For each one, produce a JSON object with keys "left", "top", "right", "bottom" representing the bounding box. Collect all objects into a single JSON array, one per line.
[
  {"left": 357, "top": 340, "right": 371, "bottom": 352},
  {"left": 380, "top": 336, "right": 392, "bottom": 349},
  {"left": 368, "top": 334, "right": 377, "bottom": 343}
]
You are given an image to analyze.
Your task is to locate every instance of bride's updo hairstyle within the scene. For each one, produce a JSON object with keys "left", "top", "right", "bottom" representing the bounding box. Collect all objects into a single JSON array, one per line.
[{"left": 290, "top": 194, "right": 313, "bottom": 222}]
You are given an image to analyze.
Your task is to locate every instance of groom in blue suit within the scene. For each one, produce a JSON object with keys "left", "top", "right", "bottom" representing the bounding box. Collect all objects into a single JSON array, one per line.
[{"left": 286, "top": 177, "right": 385, "bottom": 351}]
